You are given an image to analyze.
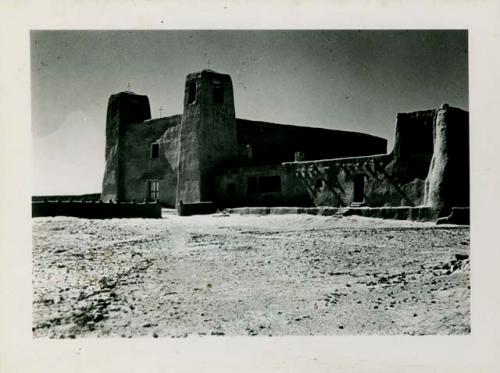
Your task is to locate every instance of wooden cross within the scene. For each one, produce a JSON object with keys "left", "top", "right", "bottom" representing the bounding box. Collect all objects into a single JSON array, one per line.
[
  {"left": 159, "top": 106, "right": 163, "bottom": 117},
  {"left": 127, "top": 82, "right": 132, "bottom": 91}
]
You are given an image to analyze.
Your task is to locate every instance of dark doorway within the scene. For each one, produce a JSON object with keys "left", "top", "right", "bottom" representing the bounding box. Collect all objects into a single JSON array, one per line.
[{"left": 353, "top": 174, "right": 365, "bottom": 202}]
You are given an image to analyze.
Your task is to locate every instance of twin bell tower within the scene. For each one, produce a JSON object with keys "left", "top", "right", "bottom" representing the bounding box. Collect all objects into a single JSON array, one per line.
[
  {"left": 102, "top": 69, "right": 238, "bottom": 207},
  {"left": 176, "top": 69, "right": 237, "bottom": 205}
]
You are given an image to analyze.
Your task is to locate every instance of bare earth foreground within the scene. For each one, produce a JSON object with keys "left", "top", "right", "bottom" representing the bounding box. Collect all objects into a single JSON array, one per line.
[{"left": 32, "top": 213, "right": 470, "bottom": 338}]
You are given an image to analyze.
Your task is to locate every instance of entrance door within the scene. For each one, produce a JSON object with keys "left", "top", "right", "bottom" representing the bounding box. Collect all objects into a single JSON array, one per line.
[{"left": 353, "top": 174, "right": 365, "bottom": 203}]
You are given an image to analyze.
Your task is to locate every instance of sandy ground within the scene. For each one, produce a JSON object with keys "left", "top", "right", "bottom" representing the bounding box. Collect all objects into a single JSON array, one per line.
[{"left": 32, "top": 212, "right": 470, "bottom": 338}]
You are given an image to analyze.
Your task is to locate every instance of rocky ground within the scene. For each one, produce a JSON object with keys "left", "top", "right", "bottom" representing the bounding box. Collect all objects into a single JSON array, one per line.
[{"left": 32, "top": 212, "right": 470, "bottom": 338}]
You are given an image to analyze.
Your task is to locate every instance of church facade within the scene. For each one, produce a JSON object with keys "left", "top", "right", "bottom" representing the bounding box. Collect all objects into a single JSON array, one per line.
[{"left": 101, "top": 69, "right": 469, "bottom": 218}]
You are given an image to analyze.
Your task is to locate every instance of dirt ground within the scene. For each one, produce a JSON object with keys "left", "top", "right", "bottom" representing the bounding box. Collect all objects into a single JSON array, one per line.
[{"left": 32, "top": 212, "right": 470, "bottom": 338}]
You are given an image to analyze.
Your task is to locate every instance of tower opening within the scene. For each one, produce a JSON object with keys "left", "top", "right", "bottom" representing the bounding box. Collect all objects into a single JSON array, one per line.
[
  {"left": 212, "top": 81, "right": 224, "bottom": 104},
  {"left": 187, "top": 81, "right": 196, "bottom": 104}
]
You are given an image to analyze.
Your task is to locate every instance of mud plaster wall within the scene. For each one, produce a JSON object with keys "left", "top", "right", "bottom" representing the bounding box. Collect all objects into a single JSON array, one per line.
[
  {"left": 101, "top": 92, "right": 151, "bottom": 203},
  {"left": 215, "top": 164, "right": 311, "bottom": 208},
  {"left": 121, "top": 115, "right": 181, "bottom": 207},
  {"left": 289, "top": 154, "right": 430, "bottom": 207},
  {"left": 424, "top": 106, "right": 469, "bottom": 213},
  {"left": 236, "top": 119, "right": 387, "bottom": 166},
  {"left": 32, "top": 201, "right": 162, "bottom": 219},
  {"left": 177, "top": 71, "right": 237, "bottom": 204},
  {"left": 285, "top": 109, "right": 443, "bottom": 208},
  {"left": 102, "top": 77, "right": 468, "bottom": 211}
]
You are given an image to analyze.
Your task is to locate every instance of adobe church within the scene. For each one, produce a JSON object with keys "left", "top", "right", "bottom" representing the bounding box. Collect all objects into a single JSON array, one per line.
[{"left": 101, "top": 69, "right": 469, "bottom": 218}]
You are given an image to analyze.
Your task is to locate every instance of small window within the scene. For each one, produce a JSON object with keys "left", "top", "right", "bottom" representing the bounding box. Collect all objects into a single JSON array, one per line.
[
  {"left": 187, "top": 81, "right": 196, "bottom": 104},
  {"left": 247, "top": 177, "right": 258, "bottom": 194},
  {"left": 226, "top": 183, "right": 236, "bottom": 194},
  {"left": 258, "top": 176, "right": 281, "bottom": 193},
  {"left": 151, "top": 143, "right": 160, "bottom": 159},
  {"left": 148, "top": 180, "right": 159, "bottom": 201},
  {"left": 213, "top": 82, "right": 224, "bottom": 104}
]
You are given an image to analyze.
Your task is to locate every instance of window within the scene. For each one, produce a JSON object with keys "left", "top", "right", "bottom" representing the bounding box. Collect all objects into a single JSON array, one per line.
[
  {"left": 258, "top": 176, "right": 281, "bottom": 193},
  {"left": 151, "top": 143, "right": 160, "bottom": 159},
  {"left": 212, "top": 81, "right": 224, "bottom": 104},
  {"left": 187, "top": 80, "right": 196, "bottom": 104},
  {"left": 148, "top": 180, "right": 159, "bottom": 201}
]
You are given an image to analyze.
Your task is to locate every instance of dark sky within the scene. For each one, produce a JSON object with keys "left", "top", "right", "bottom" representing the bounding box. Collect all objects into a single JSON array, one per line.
[{"left": 31, "top": 30, "right": 468, "bottom": 195}]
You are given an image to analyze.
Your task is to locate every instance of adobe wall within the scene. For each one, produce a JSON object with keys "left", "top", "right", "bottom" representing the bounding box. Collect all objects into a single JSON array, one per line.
[
  {"left": 236, "top": 119, "right": 387, "bottom": 165},
  {"left": 286, "top": 153, "right": 431, "bottom": 207},
  {"left": 424, "top": 105, "right": 469, "bottom": 214},
  {"left": 120, "top": 115, "right": 182, "bottom": 207},
  {"left": 101, "top": 92, "right": 151, "bottom": 203},
  {"left": 177, "top": 70, "right": 237, "bottom": 204},
  {"left": 32, "top": 193, "right": 101, "bottom": 202},
  {"left": 392, "top": 109, "right": 435, "bottom": 159},
  {"left": 32, "top": 200, "right": 162, "bottom": 219},
  {"left": 284, "top": 107, "right": 452, "bottom": 208}
]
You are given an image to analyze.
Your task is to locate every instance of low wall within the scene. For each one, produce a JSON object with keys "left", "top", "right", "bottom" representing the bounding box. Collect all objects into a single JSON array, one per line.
[
  {"left": 32, "top": 200, "right": 162, "bottom": 219},
  {"left": 177, "top": 202, "right": 217, "bottom": 216},
  {"left": 32, "top": 193, "right": 101, "bottom": 202},
  {"left": 436, "top": 207, "right": 470, "bottom": 225},
  {"left": 228, "top": 206, "right": 342, "bottom": 216},
  {"left": 344, "top": 206, "right": 438, "bottom": 221},
  {"left": 227, "top": 206, "right": 441, "bottom": 222}
]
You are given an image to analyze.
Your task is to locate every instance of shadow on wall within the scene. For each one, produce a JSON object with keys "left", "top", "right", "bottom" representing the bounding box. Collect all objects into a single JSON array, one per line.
[
  {"left": 294, "top": 154, "right": 428, "bottom": 208},
  {"left": 289, "top": 105, "right": 469, "bottom": 217}
]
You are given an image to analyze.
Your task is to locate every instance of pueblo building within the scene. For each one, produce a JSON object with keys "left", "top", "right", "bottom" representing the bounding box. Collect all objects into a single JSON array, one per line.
[{"left": 101, "top": 69, "right": 469, "bottom": 219}]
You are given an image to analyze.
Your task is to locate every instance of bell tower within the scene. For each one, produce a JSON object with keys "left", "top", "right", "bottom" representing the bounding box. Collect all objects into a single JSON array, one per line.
[
  {"left": 101, "top": 91, "right": 151, "bottom": 202},
  {"left": 176, "top": 70, "right": 237, "bottom": 204}
]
